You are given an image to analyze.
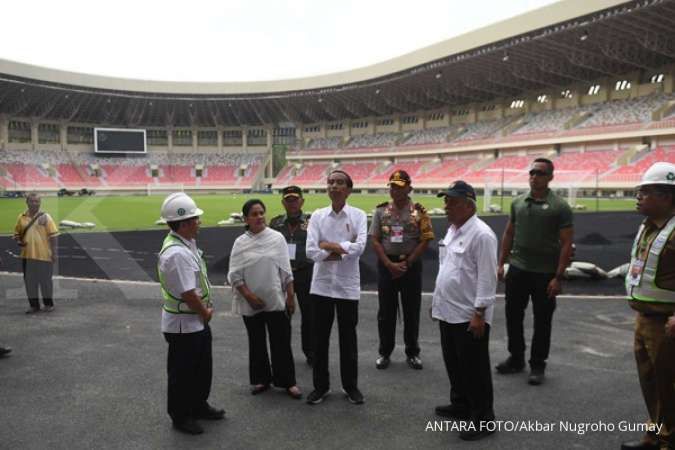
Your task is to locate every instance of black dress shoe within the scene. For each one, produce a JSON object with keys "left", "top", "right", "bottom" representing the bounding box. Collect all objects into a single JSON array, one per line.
[
  {"left": 0, "top": 347, "right": 12, "bottom": 358},
  {"left": 173, "top": 418, "right": 204, "bottom": 435},
  {"left": 375, "top": 356, "right": 390, "bottom": 370},
  {"left": 434, "top": 404, "right": 469, "bottom": 419},
  {"left": 528, "top": 368, "right": 545, "bottom": 386},
  {"left": 194, "top": 405, "right": 225, "bottom": 420},
  {"left": 495, "top": 357, "right": 525, "bottom": 374},
  {"left": 407, "top": 356, "right": 423, "bottom": 370},
  {"left": 620, "top": 439, "right": 660, "bottom": 450},
  {"left": 343, "top": 387, "right": 364, "bottom": 405}
]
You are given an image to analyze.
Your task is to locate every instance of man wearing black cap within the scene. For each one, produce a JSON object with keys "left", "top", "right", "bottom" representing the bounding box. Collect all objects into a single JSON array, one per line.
[
  {"left": 431, "top": 181, "right": 498, "bottom": 441},
  {"left": 270, "top": 186, "right": 314, "bottom": 366},
  {"left": 370, "top": 170, "right": 434, "bottom": 370}
]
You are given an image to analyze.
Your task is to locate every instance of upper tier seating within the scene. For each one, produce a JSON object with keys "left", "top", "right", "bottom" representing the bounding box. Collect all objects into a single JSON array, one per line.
[{"left": 346, "top": 132, "right": 400, "bottom": 149}]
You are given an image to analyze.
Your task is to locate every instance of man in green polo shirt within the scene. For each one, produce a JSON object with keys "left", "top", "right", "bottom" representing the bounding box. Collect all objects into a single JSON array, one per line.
[{"left": 496, "top": 158, "right": 574, "bottom": 386}]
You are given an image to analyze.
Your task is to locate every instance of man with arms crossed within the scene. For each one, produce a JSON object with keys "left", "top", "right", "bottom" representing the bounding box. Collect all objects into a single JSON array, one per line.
[{"left": 305, "top": 170, "right": 368, "bottom": 405}]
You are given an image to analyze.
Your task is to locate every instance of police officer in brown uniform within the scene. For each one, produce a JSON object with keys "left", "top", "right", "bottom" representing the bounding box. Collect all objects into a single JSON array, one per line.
[
  {"left": 622, "top": 162, "right": 675, "bottom": 450},
  {"left": 269, "top": 186, "right": 315, "bottom": 366},
  {"left": 370, "top": 170, "right": 435, "bottom": 370}
]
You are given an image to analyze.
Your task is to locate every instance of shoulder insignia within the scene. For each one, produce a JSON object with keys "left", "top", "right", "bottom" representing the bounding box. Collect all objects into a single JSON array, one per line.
[{"left": 414, "top": 202, "right": 427, "bottom": 213}]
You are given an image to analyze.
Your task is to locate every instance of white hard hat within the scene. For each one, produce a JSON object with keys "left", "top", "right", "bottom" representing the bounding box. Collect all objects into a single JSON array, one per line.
[
  {"left": 638, "top": 162, "right": 675, "bottom": 187},
  {"left": 160, "top": 193, "right": 204, "bottom": 222}
]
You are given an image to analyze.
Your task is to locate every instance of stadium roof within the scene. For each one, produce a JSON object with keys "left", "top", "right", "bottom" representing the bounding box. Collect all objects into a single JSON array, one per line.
[{"left": 0, "top": 0, "right": 673, "bottom": 128}]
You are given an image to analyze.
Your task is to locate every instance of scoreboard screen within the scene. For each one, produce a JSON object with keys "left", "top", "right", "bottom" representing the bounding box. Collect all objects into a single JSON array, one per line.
[{"left": 94, "top": 128, "right": 147, "bottom": 154}]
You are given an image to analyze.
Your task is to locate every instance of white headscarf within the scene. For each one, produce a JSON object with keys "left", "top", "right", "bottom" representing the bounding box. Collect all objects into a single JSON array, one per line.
[{"left": 227, "top": 227, "right": 293, "bottom": 315}]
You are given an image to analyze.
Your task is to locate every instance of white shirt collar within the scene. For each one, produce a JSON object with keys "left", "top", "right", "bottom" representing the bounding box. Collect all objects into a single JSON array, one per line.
[
  {"left": 328, "top": 203, "right": 349, "bottom": 217},
  {"left": 169, "top": 230, "right": 195, "bottom": 247},
  {"left": 449, "top": 214, "right": 478, "bottom": 236}
]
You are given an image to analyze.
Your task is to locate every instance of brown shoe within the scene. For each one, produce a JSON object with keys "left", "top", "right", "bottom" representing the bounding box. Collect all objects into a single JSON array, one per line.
[
  {"left": 286, "top": 385, "right": 302, "bottom": 400},
  {"left": 250, "top": 384, "right": 270, "bottom": 395}
]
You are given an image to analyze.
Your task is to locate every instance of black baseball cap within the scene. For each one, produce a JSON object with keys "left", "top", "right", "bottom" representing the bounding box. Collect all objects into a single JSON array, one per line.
[
  {"left": 388, "top": 170, "right": 411, "bottom": 187},
  {"left": 436, "top": 180, "right": 477, "bottom": 201},
  {"left": 282, "top": 185, "right": 303, "bottom": 199}
]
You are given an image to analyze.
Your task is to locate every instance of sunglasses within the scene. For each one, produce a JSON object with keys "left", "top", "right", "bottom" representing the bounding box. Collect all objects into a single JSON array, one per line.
[{"left": 529, "top": 169, "right": 551, "bottom": 177}]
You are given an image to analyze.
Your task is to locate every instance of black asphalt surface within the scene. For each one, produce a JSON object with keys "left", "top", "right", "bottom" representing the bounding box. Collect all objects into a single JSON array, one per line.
[
  {"left": 0, "top": 274, "right": 646, "bottom": 450},
  {"left": 0, "top": 211, "right": 643, "bottom": 295}
]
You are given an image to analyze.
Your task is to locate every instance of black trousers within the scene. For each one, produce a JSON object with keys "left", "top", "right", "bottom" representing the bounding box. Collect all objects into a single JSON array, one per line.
[
  {"left": 312, "top": 295, "right": 358, "bottom": 391},
  {"left": 504, "top": 265, "right": 557, "bottom": 370},
  {"left": 293, "top": 267, "right": 314, "bottom": 360},
  {"left": 164, "top": 325, "right": 213, "bottom": 423},
  {"left": 242, "top": 311, "right": 296, "bottom": 388},
  {"left": 439, "top": 321, "right": 494, "bottom": 422},
  {"left": 22, "top": 259, "right": 54, "bottom": 309},
  {"left": 377, "top": 258, "right": 422, "bottom": 358}
]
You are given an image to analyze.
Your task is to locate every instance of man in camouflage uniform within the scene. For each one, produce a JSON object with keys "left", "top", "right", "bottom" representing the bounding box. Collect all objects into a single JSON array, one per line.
[
  {"left": 270, "top": 185, "right": 315, "bottom": 366},
  {"left": 370, "top": 170, "right": 435, "bottom": 370}
]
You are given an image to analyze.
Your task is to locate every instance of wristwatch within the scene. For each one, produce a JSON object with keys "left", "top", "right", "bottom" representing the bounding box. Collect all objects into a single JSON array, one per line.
[{"left": 474, "top": 309, "right": 485, "bottom": 318}]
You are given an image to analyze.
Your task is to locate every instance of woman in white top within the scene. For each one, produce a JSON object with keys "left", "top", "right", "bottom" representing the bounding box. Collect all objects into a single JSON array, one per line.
[{"left": 228, "top": 199, "right": 301, "bottom": 399}]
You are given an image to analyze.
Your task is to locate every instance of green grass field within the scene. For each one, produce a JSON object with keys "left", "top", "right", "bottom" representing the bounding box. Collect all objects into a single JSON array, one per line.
[{"left": 0, "top": 193, "right": 637, "bottom": 235}]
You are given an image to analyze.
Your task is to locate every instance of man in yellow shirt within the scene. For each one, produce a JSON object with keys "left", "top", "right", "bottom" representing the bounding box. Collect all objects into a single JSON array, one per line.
[{"left": 13, "top": 193, "right": 59, "bottom": 314}]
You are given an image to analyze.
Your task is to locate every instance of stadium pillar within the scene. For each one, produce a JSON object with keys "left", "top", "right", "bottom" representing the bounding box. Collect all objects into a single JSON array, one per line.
[
  {"left": 664, "top": 71, "right": 673, "bottom": 94},
  {"left": 217, "top": 127, "right": 223, "bottom": 151},
  {"left": 0, "top": 115, "right": 7, "bottom": 150},
  {"left": 242, "top": 127, "right": 248, "bottom": 150},
  {"left": 167, "top": 127, "right": 173, "bottom": 150},
  {"left": 30, "top": 120, "right": 38, "bottom": 151},
  {"left": 59, "top": 124, "right": 67, "bottom": 151},
  {"left": 192, "top": 128, "right": 198, "bottom": 151}
]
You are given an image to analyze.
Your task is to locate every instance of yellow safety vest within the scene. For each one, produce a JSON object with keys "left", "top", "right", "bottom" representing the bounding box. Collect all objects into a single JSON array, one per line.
[
  {"left": 626, "top": 216, "right": 675, "bottom": 303},
  {"left": 158, "top": 233, "right": 211, "bottom": 314}
]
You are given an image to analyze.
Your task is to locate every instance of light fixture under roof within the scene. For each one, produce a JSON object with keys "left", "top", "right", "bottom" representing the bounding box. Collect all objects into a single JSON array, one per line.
[
  {"left": 502, "top": 52, "right": 510, "bottom": 62},
  {"left": 435, "top": 72, "right": 442, "bottom": 79},
  {"left": 579, "top": 31, "right": 589, "bottom": 41}
]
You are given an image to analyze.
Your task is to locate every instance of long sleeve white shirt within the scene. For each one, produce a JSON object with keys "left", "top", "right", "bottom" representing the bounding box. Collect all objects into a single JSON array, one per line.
[
  {"left": 306, "top": 203, "right": 367, "bottom": 300},
  {"left": 432, "top": 214, "right": 498, "bottom": 325}
]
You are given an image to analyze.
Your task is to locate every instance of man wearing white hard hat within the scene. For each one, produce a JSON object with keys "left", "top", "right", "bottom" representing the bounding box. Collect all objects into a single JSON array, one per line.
[
  {"left": 622, "top": 162, "right": 675, "bottom": 450},
  {"left": 157, "top": 193, "right": 224, "bottom": 435}
]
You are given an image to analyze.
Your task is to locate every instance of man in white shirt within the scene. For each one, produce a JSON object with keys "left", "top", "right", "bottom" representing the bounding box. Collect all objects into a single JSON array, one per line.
[
  {"left": 158, "top": 193, "right": 224, "bottom": 435},
  {"left": 431, "top": 181, "right": 498, "bottom": 441},
  {"left": 305, "top": 170, "right": 368, "bottom": 405}
]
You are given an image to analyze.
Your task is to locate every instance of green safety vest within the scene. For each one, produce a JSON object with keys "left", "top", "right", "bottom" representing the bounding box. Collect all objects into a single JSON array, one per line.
[
  {"left": 626, "top": 216, "right": 675, "bottom": 304},
  {"left": 158, "top": 233, "right": 211, "bottom": 314}
]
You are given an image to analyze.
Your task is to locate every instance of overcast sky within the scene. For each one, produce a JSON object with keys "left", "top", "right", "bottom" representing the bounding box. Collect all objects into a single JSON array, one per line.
[{"left": 0, "top": 0, "right": 557, "bottom": 82}]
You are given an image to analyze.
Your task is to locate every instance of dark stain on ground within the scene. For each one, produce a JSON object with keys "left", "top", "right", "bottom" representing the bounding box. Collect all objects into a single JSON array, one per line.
[{"left": 577, "top": 232, "right": 612, "bottom": 245}]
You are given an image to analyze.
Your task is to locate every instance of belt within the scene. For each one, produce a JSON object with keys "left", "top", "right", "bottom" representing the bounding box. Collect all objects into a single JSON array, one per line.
[{"left": 386, "top": 254, "right": 409, "bottom": 262}]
